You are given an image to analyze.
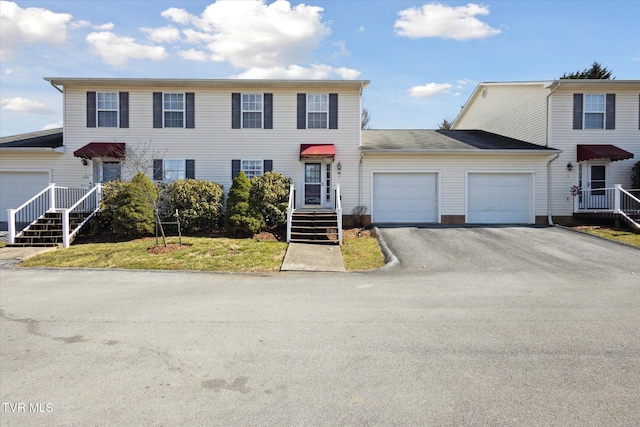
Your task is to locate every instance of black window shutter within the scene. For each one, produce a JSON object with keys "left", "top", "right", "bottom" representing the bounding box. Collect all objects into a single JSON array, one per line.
[
  {"left": 573, "top": 93, "right": 583, "bottom": 130},
  {"left": 119, "top": 92, "right": 129, "bottom": 128},
  {"left": 153, "top": 92, "right": 163, "bottom": 128},
  {"left": 605, "top": 93, "right": 615, "bottom": 130},
  {"left": 329, "top": 93, "right": 338, "bottom": 129},
  {"left": 87, "top": 92, "right": 96, "bottom": 128},
  {"left": 185, "top": 159, "right": 195, "bottom": 179},
  {"left": 297, "top": 93, "right": 306, "bottom": 129},
  {"left": 232, "top": 93, "right": 241, "bottom": 129},
  {"left": 264, "top": 93, "right": 273, "bottom": 129},
  {"left": 186, "top": 92, "right": 195, "bottom": 128},
  {"left": 264, "top": 160, "right": 273, "bottom": 172},
  {"left": 153, "top": 159, "right": 163, "bottom": 181},
  {"left": 232, "top": 159, "right": 241, "bottom": 179}
]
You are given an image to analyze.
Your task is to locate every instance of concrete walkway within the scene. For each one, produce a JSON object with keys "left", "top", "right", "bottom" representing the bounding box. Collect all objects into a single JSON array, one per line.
[{"left": 280, "top": 242, "right": 346, "bottom": 272}]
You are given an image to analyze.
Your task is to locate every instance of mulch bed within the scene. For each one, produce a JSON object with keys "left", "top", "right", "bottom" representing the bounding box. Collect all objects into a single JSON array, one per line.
[{"left": 147, "top": 243, "right": 191, "bottom": 254}]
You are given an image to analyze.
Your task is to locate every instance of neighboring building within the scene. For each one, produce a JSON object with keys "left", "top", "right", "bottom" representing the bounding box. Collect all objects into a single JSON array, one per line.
[{"left": 453, "top": 80, "right": 639, "bottom": 222}]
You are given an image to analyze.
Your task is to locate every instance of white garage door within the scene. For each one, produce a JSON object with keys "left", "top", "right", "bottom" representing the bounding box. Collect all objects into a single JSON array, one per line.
[
  {"left": 0, "top": 171, "right": 50, "bottom": 223},
  {"left": 373, "top": 173, "right": 438, "bottom": 223},
  {"left": 467, "top": 173, "right": 533, "bottom": 224}
]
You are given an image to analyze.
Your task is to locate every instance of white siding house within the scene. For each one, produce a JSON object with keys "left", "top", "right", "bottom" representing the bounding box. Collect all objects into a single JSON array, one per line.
[{"left": 453, "top": 80, "right": 640, "bottom": 222}]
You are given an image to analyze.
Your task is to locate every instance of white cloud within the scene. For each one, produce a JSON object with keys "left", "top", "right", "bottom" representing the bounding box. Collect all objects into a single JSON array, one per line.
[
  {"left": 234, "top": 64, "right": 360, "bottom": 80},
  {"left": 409, "top": 83, "right": 453, "bottom": 98},
  {"left": 86, "top": 31, "right": 169, "bottom": 66},
  {"left": 455, "top": 78, "right": 474, "bottom": 89},
  {"left": 163, "top": 0, "right": 331, "bottom": 69},
  {"left": 395, "top": 3, "right": 501, "bottom": 41},
  {"left": 42, "top": 121, "right": 63, "bottom": 130},
  {"left": 357, "top": 26, "right": 365, "bottom": 33},
  {"left": 1, "top": 97, "right": 55, "bottom": 115},
  {"left": 331, "top": 41, "right": 350, "bottom": 59},
  {"left": 0, "top": 1, "right": 72, "bottom": 59},
  {"left": 178, "top": 48, "right": 209, "bottom": 62},
  {"left": 69, "top": 20, "right": 114, "bottom": 31},
  {"left": 140, "top": 26, "right": 181, "bottom": 43}
]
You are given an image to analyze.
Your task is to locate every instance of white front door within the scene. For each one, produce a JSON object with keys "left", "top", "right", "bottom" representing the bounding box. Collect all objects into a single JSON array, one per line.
[
  {"left": 93, "top": 160, "right": 122, "bottom": 184},
  {"left": 303, "top": 162, "right": 323, "bottom": 207},
  {"left": 579, "top": 161, "right": 609, "bottom": 209}
]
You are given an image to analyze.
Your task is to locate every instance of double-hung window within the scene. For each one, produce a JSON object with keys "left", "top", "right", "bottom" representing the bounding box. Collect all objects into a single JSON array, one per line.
[
  {"left": 241, "top": 160, "right": 263, "bottom": 179},
  {"left": 164, "top": 93, "right": 184, "bottom": 128},
  {"left": 584, "top": 94, "right": 605, "bottom": 129},
  {"left": 97, "top": 92, "right": 118, "bottom": 127},
  {"left": 307, "top": 94, "right": 328, "bottom": 129},
  {"left": 163, "top": 159, "right": 186, "bottom": 181},
  {"left": 242, "top": 94, "right": 263, "bottom": 128}
]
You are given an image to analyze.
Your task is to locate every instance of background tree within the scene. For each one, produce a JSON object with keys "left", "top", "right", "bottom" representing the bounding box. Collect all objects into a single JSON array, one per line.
[
  {"left": 361, "top": 108, "right": 371, "bottom": 130},
  {"left": 560, "top": 61, "right": 613, "bottom": 80},
  {"left": 438, "top": 118, "right": 452, "bottom": 130}
]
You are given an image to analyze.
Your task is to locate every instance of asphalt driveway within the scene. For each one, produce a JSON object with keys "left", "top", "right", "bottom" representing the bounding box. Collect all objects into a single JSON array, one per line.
[{"left": 1, "top": 226, "right": 638, "bottom": 426}]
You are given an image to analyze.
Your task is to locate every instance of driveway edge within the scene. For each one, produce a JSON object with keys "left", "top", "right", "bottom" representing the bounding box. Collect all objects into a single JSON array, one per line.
[{"left": 371, "top": 227, "right": 399, "bottom": 270}]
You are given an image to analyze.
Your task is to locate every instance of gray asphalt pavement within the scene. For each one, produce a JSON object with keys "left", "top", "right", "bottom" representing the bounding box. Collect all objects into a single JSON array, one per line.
[{"left": 1, "top": 226, "right": 639, "bottom": 426}]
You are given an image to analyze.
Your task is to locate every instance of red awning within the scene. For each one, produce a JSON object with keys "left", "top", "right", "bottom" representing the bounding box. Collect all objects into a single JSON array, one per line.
[
  {"left": 577, "top": 144, "right": 634, "bottom": 162},
  {"left": 74, "top": 142, "right": 126, "bottom": 159},
  {"left": 300, "top": 144, "right": 335, "bottom": 159}
]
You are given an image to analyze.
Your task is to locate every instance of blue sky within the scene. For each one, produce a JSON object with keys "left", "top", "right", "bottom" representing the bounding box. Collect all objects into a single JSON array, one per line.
[{"left": 1, "top": 0, "right": 638, "bottom": 137}]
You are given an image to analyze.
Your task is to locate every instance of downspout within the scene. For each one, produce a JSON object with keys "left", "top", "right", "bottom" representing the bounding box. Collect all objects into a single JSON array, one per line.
[{"left": 547, "top": 152, "right": 560, "bottom": 225}]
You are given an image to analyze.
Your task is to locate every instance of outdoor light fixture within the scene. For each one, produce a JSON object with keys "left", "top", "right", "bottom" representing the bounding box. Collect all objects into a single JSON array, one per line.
[
  {"left": 81, "top": 158, "right": 88, "bottom": 166},
  {"left": 566, "top": 161, "right": 573, "bottom": 171},
  {"left": 337, "top": 161, "right": 342, "bottom": 176}
]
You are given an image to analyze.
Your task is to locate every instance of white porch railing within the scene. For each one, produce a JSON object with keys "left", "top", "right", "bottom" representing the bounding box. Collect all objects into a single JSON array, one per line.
[
  {"left": 574, "top": 184, "right": 640, "bottom": 230},
  {"left": 333, "top": 184, "right": 343, "bottom": 245},
  {"left": 286, "top": 184, "right": 296, "bottom": 243},
  {"left": 8, "top": 183, "right": 103, "bottom": 248}
]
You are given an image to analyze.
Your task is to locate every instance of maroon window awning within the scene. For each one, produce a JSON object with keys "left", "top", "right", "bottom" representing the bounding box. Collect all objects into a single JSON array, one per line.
[
  {"left": 300, "top": 144, "right": 335, "bottom": 159},
  {"left": 577, "top": 144, "right": 634, "bottom": 162},
  {"left": 74, "top": 142, "right": 126, "bottom": 159}
]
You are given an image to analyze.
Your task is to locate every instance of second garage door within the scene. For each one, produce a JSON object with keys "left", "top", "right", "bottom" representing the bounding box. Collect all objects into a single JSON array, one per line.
[
  {"left": 467, "top": 173, "right": 533, "bottom": 224},
  {"left": 373, "top": 172, "right": 438, "bottom": 223},
  {"left": 0, "top": 171, "right": 50, "bottom": 223}
]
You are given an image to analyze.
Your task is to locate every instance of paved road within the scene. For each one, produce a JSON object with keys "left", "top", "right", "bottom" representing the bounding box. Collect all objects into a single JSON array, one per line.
[{"left": 1, "top": 226, "right": 638, "bottom": 426}]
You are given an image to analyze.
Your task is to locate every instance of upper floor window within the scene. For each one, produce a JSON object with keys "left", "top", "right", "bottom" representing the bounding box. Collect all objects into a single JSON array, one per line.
[
  {"left": 584, "top": 94, "right": 605, "bottom": 129},
  {"left": 164, "top": 93, "right": 184, "bottom": 128},
  {"left": 97, "top": 92, "right": 118, "bottom": 127},
  {"left": 307, "top": 94, "right": 328, "bottom": 129},
  {"left": 573, "top": 93, "right": 615, "bottom": 130},
  {"left": 242, "top": 94, "right": 263, "bottom": 128}
]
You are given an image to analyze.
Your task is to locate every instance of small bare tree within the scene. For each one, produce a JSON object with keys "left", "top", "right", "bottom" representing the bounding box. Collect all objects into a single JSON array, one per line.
[{"left": 361, "top": 108, "right": 371, "bottom": 130}]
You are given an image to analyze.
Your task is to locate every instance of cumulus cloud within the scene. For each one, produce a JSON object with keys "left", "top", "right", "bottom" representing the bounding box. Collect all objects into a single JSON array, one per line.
[
  {"left": 0, "top": 1, "right": 72, "bottom": 58},
  {"left": 395, "top": 3, "right": 501, "bottom": 41},
  {"left": 178, "top": 48, "right": 209, "bottom": 62},
  {"left": 42, "top": 121, "right": 63, "bottom": 130},
  {"left": 86, "top": 31, "right": 169, "bottom": 66},
  {"left": 140, "top": 26, "right": 181, "bottom": 43},
  {"left": 409, "top": 82, "right": 453, "bottom": 98},
  {"left": 1, "top": 97, "right": 56, "bottom": 114},
  {"left": 162, "top": 0, "right": 330, "bottom": 69},
  {"left": 69, "top": 20, "right": 114, "bottom": 31},
  {"left": 234, "top": 64, "right": 360, "bottom": 80}
]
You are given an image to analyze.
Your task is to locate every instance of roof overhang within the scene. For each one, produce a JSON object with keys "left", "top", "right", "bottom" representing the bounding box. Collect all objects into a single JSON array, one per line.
[
  {"left": 300, "top": 144, "right": 336, "bottom": 159},
  {"left": 577, "top": 144, "right": 634, "bottom": 162},
  {"left": 74, "top": 142, "right": 126, "bottom": 159}
]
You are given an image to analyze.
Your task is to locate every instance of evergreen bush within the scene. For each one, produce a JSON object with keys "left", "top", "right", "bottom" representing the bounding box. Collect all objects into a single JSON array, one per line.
[
  {"left": 631, "top": 161, "right": 640, "bottom": 189},
  {"left": 167, "top": 179, "right": 224, "bottom": 233},
  {"left": 224, "top": 172, "right": 262, "bottom": 237},
  {"left": 249, "top": 172, "right": 292, "bottom": 229},
  {"left": 111, "top": 172, "right": 158, "bottom": 238}
]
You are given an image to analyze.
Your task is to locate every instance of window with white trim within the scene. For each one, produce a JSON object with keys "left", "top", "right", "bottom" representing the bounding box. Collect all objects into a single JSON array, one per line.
[
  {"left": 307, "top": 94, "right": 328, "bottom": 129},
  {"left": 97, "top": 92, "right": 118, "bottom": 127},
  {"left": 584, "top": 94, "right": 605, "bottom": 129},
  {"left": 163, "top": 159, "right": 185, "bottom": 181},
  {"left": 242, "top": 93, "right": 263, "bottom": 128},
  {"left": 241, "top": 159, "right": 263, "bottom": 179},
  {"left": 164, "top": 93, "right": 184, "bottom": 128}
]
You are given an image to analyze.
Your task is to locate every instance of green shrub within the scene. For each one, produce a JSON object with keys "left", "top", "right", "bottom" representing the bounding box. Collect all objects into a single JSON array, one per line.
[
  {"left": 89, "top": 180, "right": 128, "bottom": 235},
  {"left": 224, "top": 172, "right": 262, "bottom": 237},
  {"left": 249, "top": 172, "right": 292, "bottom": 229},
  {"left": 111, "top": 172, "right": 158, "bottom": 238},
  {"left": 167, "top": 179, "right": 224, "bottom": 233},
  {"left": 631, "top": 161, "right": 640, "bottom": 189}
]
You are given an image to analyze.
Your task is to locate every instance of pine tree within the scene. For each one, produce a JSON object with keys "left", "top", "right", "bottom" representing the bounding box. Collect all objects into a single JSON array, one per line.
[{"left": 224, "top": 172, "right": 262, "bottom": 237}]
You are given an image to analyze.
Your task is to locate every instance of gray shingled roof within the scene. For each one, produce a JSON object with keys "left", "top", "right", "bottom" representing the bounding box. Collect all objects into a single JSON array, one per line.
[
  {"left": 362, "top": 129, "right": 557, "bottom": 152},
  {"left": 0, "top": 128, "right": 63, "bottom": 148}
]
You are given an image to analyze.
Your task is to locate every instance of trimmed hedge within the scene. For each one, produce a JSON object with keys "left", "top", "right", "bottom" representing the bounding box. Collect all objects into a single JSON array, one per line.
[
  {"left": 167, "top": 179, "right": 224, "bottom": 233},
  {"left": 249, "top": 172, "right": 291, "bottom": 229},
  {"left": 224, "top": 172, "right": 262, "bottom": 237}
]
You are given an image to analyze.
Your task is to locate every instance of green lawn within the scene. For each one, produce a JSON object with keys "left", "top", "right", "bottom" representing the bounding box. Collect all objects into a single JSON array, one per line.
[
  {"left": 575, "top": 226, "right": 640, "bottom": 248},
  {"left": 18, "top": 231, "right": 386, "bottom": 272}
]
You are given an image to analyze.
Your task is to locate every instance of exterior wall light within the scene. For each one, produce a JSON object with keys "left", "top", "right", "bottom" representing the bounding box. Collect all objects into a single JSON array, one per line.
[
  {"left": 336, "top": 161, "right": 342, "bottom": 176},
  {"left": 81, "top": 158, "right": 89, "bottom": 166},
  {"left": 566, "top": 162, "right": 573, "bottom": 171}
]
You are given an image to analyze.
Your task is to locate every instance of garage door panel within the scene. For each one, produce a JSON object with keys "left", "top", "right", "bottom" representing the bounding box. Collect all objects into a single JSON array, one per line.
[
  {"left": 467, "top": 173, "right": 533, "bottom": 224},
  {"left": 373, "top": 173, "right": 438, "bottom": 223},
  {"left": 0, "top": 172, "right": 50, "bottom": 222}
]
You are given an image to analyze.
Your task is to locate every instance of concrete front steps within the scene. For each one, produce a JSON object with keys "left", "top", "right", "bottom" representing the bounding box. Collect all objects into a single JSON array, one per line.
[
  {"left": 290, "top": 210, "right": 339, "bottom": 244},
  {"left": 9, "top": 211, "right": 89, "bottom": 247}
]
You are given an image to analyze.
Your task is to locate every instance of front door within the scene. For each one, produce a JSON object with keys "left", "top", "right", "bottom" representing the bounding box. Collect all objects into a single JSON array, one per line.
[
  {"left": 304, "top": 162, "right": 323, "bottom": 206},
  {"left": 579, "top": 161, "right": 609, "bottom": 209},
  {"left": 93, "top": 160, "right": 122, "bottom": 184}
]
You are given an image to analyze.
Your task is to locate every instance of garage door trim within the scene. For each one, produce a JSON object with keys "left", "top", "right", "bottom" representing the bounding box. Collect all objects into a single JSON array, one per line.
[
  {"left": 0, "top": 169, "right": 52, "bottom": 223},
  {"left": 465, "top": 170, "right": 535, "bottom": 224},
  {"left": 371, "top": 170, "right": 441, "bottom": 224}
]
